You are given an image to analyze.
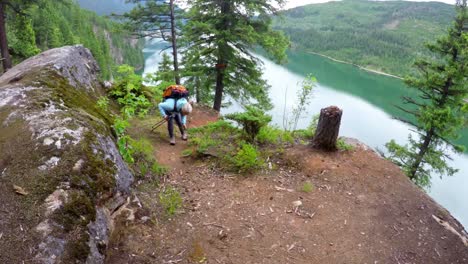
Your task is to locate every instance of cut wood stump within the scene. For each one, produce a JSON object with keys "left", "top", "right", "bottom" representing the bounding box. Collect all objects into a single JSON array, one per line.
[{"left": 312, "top": 106, "right": 343, "bottom": 151}]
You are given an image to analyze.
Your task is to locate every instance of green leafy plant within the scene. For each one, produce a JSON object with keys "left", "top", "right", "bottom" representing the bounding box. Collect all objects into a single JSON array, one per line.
[
  {"left": 257, "top": 125, "right": 294, "bottom": 145},
  {"left": 110, "top": 65, "right": 153, "bottom": 118},
  {"left": 283, "top": 75, "right": 317, "bottom": 131},
  {"left": 159, "top": 186, "right": 183, "bottom": 216},
  {"left": 225, "top": 106, "right": 272, "bottom": 143},
  {"left": 294, "top": 114, "right": 319, "bottom": 141},
  {"left": 96, "top": 96, "right": 110, "bottom": 111},
  {"left": 230, "top": 142, "right": 264, "bottom": 173},
  {"left": 337, "top": 138, "right": 354, "bottom": 151}
]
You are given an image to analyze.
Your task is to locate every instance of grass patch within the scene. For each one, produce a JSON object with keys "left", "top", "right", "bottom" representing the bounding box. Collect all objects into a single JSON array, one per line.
[
  {"left": 159, "top": 186, "right": 183, "bottom": 216},
  {"left": 300, "top": 182, "right": 315, "bottom": 193},
  {"left": 257, "top": 125, "right": 294, "bottom": 145},
  {"left": 337, "top": 138, "right": 354, "bottom": 151}
]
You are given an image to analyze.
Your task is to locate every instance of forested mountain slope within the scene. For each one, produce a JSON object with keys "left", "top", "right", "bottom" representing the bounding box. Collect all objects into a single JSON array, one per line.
[
  {"left": 75, "top": 0, "right": 134, "bottom": 15},
  {"left": 6, "top": 0, "right": 143, "bottom": 79},
  {"left": 274, "top": 0, "right": 454, "bottom": 76}
]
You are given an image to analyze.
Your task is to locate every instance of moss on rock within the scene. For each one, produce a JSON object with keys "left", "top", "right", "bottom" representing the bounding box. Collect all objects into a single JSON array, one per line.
[{"left": 0, "top": 46, "right": 133, "bottom": 263}]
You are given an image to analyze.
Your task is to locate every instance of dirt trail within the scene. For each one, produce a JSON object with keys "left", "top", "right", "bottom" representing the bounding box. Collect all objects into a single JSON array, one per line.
[{"left": 106, "top": 107, "right": 468, "bottom": 264}]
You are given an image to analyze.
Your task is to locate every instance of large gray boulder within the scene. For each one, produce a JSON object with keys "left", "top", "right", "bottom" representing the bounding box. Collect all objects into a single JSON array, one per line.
[{"left": 0, "top": 45, "right": 133, "bottom": 263}]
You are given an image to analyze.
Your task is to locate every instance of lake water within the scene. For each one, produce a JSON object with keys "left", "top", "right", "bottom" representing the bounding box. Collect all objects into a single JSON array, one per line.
[{"left": 143, "top": 39, "right": 468, "bottom": 229}]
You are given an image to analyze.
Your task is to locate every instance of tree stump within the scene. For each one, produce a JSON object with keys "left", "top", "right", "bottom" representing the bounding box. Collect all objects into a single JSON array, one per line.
[{"left": 312, "top": 106, "right": 343, "bottom": 151}]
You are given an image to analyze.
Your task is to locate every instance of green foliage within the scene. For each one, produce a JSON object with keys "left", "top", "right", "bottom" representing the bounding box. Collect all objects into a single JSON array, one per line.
[
  {"left": 7, "top": 14, "right": 40, "bottom": 60},
  {"left": 337, "top": 138, "right": 354, "bottom": 151},
  {"left": 96, "top": 96, "right": 110, "bottom": 111},
  {"left": 145, "top": 52, "right": 177, "bottom": 98},
  {"left": 385, "top": 2, "right": 468, "bottom": 188},
  {"left": 300, "top": 182, "right": 314, "bottom": 193},
  {"left": 225, "top": 106, "right": 272, "bottom": 143},
  {"left": 110, "top": 65, "right": 153, "bottom": 118},
  {"left": 283, "top": 74, "right": 317, "bottom": 131},
  {"left": 182, "top": 0, "right": 289, "bottom": 110},
  {"left": 6, "top": 0, "right": 144, "bottom": 79},
  {"left": 274, "top": 1, "right": 454, "bottom": 76},
  {"left": 230, "top": 142, "right": 264, "bottom": 173},
  {"left": 256, "top": 125, "right": 294, "bottom": 145},
  {"left": 189, "top": 120, "right": 239, "bottom": 157},
  {"left": 151, "top": 52, "right": 175, "bottom": 83},
  {"left": 130, "top": 137, "right": 168, "bottom": 178},
  {"left": 159, "top": 186, "right": 183, "bottom": 216},
  {"left": 290, "top": 114, "right": 319, "bottom": 142}
]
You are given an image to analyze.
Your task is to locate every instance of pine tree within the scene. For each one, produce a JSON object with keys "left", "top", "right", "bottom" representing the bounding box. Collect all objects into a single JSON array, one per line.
[
  {"left": 182, "top": 0, "right": 289, "bottom": 111},
  {"left": 385, "top": 0, "right": 468, "bottom": 187},
  {"left": 118, "top": 0, "right": 183, "bottom": 84},
  {"left": 154, "top": 52, "right": 174, "bottom": 83}
]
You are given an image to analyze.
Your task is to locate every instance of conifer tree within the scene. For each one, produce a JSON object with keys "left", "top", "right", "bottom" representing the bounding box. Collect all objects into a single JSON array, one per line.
[
  {"left": 182, "top": 0, "right": 290, "bottom": 111},
  {"left": 385, "top": 0, "right": 468, "bottom": 187},
  {"left": 154, "top": 52, "right": 174, "bottom": 82},
  {"left": 119, "top": 0, "right": 183, "bottom": 84}
]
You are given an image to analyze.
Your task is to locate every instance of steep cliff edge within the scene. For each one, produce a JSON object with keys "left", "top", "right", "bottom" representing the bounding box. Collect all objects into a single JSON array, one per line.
[{"left": 0, "top": 46, "right": 133, "bottom": 263}]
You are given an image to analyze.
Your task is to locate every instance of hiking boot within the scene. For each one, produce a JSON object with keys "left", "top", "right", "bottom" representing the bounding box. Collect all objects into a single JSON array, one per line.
[
  {"left": 182, "top": 132, "right": 188, "bottom": 141},
  {"left": 170, "top": 136, "right": 176, "bottom": 145}
]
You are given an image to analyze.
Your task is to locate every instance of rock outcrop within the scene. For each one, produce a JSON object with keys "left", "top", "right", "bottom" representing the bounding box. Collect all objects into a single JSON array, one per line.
[{"left": 0, "top": 45, "right": 133, "bottom": 263}]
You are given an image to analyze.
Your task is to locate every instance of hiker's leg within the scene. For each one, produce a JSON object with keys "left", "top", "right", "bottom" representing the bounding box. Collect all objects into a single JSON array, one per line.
[
  {"left": 175, "top": 113, "right": 188, "bottom": 140},
  {"left": 174, "top": 113, "right": 184, "bottom": 134},
  {"left": 167, "top": 113, "right": 174, "bottom": 138}
]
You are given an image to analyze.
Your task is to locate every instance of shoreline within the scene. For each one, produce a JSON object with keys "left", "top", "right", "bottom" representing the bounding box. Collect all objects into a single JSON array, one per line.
[{"left": 305, "top": 51, "right": 404, "bottom": 80}]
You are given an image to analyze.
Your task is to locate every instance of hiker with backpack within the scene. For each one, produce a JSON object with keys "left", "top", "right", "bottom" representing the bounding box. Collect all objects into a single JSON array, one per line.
[{"left": 158, "top": 85, "right": 192, "bottom": 145}]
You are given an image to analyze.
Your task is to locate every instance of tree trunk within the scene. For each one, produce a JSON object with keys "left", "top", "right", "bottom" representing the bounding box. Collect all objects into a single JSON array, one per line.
[
  {"left": 408, "top": 127, "right": 434, "bottom": 179},
  {"left": 0, "top": 2, "right": 12, "bottom": 72},
  {"left": 213, "top": 60, "right": 224, "bottom": 111},
  {"left": 169, "top": 0, "right": 180, "bottom": 85},
  {"left": 195, "top": 77, "right": 201, "bottom": 103},
  {"left": 312, "top": 106, "right": 343, "bottom": 151},
  {"left": 213, "top": 1, "right": 230, "bottom": 112}
]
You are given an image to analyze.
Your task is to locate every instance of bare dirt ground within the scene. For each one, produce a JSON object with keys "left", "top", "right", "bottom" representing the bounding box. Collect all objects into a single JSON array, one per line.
[{"left": 106, "top": 106, "right": 468, "bottom": 264}]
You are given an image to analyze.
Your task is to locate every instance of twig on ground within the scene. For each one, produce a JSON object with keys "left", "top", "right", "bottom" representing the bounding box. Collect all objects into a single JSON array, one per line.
[{"left": 203, "top": 222, "right": 226, "bottom": 229}]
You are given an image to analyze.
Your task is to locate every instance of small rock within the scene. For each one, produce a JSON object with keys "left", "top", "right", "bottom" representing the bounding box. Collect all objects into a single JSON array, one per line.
[
  {"left": 292, "top": 200, "right": 302, "bottom": 207},
  {"left": 72, "top": 159, "right": 84, "bottom": 171},
  {"left": 13, "top": 185, "right": 28, "bottom": 196},
  {"left": 43, "top": 138, "right": 54, "bottom": 146}
]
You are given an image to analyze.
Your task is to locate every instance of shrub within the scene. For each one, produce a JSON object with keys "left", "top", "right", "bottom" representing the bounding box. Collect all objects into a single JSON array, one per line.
[
  {"left": 110, "top": 65, "right": 153, "bottom": 118},
  {"left": 225, "top": 106, "right": 272, "bottom": 142},
  {"left": 230, "top": 142, "right": 263, "bottom": 173},
  {"left": 159, "top": 186, "right": 183, "bottom": 216}
]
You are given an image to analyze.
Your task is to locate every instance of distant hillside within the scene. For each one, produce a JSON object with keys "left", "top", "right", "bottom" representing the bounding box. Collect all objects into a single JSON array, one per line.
[
  {"left": 274, "top": 0, "right": 455, "bottom": 77},
  {"left": 75, "top": 0, "right": 134, "bottom": 15}
]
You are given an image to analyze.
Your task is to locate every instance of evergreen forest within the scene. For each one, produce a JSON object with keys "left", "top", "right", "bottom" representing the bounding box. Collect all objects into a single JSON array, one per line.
[{"left": 4, "top": 0, "right": 144, "bottom": 79}]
